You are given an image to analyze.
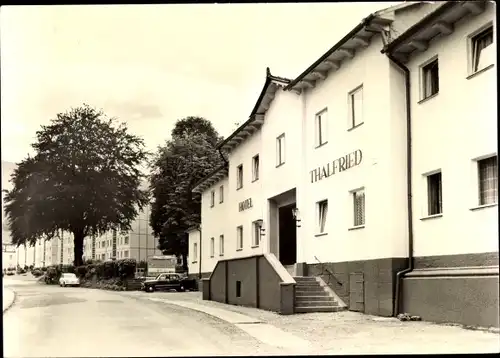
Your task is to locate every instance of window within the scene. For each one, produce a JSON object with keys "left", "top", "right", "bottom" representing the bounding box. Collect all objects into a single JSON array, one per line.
[
  {"left": 478, "top": 156, "right": 498, "bottom": 205},
  {"left": 124, "top": 250, "right": 129, "bottom": 258},
  {"left": 276, "top": 133, "right": 285, "bottom": 166},
  {"left": 422, "top": 58, "right": 439, "bottom": 99},
  {"left": 219, "top": 185, "right": 224, "bottom": 203},
  {"left": 236, "top": 281, "right": 242, "bottom": 297},
  {"left": 193, "top": 242, "right": 198, "bottom": 262},
  {"left": 315, "top": 109, "right": 328, "bottom": 146},
  {"left": 349, "top": 86, "right": 364, "bottom": 128},
  {"left": 353, "top": 189, "right": 366, "bottom": 226},
  {"left": 101, "top": 253, "right": 105, "bottom": 260},
  {"left": 236, "top": 226, "right": 243, "bottom": 250},
  {"left": 210, "top": 237, "right": 215, "bottom": 258},
  {"left": 252, "top": 155, "right": 260, "bottom": 181},
  {"left": 427, "top": 172, "right": 442, "bottom": 215},
  {"left": 219, "top": 235, "right": 224, "bottom": 256},
  {"left": 124, "top": 236, "right": 129, "bottom": 245},
  {"left": 210, "top": 190, "right": 215, "bottom": 207},
  {"left": 317, "top": 200, "right": 328, "bottom": 234},
  {"left": 472, "top": 26, "right": 494, "bottom": 73},
  {"left": 252, "top": 221, "right": 261, "bottom": 247},
  {"left": 236, "top": 164, "right": 243, "bottom": 189}
]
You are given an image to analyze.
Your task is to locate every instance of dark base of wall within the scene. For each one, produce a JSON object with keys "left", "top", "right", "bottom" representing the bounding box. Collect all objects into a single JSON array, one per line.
[
  {"left": 307, "top": 257, "right": 406, "bottom": 317},
  {"left": 188, "top": 272, "right": 211, "bottom": 291},
  {"left": 402, "top": 273, "right": 499, "bottom": 328}
]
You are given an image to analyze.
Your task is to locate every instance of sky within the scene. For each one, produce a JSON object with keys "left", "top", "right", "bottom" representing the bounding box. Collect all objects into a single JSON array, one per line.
[{"left": 0, "top": 2, "right": 401, "bottom": 168}]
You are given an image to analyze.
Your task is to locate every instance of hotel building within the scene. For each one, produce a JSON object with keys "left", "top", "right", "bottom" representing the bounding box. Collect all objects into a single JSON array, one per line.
[{"left": 188, "top": 1, "right": 498, "bottom": 328}]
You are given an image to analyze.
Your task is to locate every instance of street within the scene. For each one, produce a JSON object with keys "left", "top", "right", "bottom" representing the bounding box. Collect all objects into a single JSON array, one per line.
[
  {"left": 3, "top": 278, "right": 290, "bottom": 357},
  {"left": 3, "top": 276, "right": 500, "bottom": 357}
]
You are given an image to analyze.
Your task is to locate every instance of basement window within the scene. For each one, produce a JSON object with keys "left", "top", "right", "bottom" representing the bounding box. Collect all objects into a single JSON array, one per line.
[
  {"left": 421, "top": 58, "right": 439, "bottom": 100},
  {"left": 236, "top": 281, "right": 241, "bottom": 297}
]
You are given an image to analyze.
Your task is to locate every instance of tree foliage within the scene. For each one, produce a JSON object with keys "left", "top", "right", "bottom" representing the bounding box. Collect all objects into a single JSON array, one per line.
[
  {"left": 149, "top": 116, "right": 224, "bottom": 268},
  {"left": 3, "top": 104, "right": 149, "bottom": 267}
]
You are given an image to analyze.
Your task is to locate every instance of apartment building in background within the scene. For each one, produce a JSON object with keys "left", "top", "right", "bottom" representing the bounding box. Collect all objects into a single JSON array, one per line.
[{"left": 189, "top": 1, "right": 498, "bottom": 328}]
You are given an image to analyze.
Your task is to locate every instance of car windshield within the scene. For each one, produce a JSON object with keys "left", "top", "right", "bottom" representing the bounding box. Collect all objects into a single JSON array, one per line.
[{"left": 64, "top": 273, "right": 77, "bottom": 278}]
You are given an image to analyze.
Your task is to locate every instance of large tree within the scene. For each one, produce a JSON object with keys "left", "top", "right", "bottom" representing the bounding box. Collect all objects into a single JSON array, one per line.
[
  {"left": 149, "top": 116, "right": 223, "bottom": 269},
  {"left": 3, "top": 104, "right": 149, "bottom": 267}
]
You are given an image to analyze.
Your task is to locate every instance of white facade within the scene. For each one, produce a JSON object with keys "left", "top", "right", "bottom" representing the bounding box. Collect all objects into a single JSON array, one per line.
[
  {"left": 189, "top": 1, "right": 498, "bottom": 276},
  {"left": 2, "top": 243, "right": 16, "bottom": 270},
  {"left": 403, "top": 2, "right": 497, "bottom": 257}
]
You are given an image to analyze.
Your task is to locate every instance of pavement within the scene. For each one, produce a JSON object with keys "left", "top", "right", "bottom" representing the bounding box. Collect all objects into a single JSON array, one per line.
[
  {"left": 3, "top": 276, "right": 499, "bottom": 356},
  {"left": 3, "top": 284, "right": 16, "bottom": 313}
]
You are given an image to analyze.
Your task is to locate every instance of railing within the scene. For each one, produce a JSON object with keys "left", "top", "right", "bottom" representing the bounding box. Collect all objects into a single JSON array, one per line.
[{"left": 314, "top": 256, "right": 343, "bottom": 287}]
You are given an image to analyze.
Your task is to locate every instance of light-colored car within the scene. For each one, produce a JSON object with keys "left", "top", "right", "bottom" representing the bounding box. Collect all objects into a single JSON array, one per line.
[{"left": 59, "top": 273, "right": 80, "bottom": 287}]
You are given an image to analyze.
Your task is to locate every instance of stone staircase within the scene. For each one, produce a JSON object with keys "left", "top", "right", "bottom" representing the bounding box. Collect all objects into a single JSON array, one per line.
[{"left": 293, "top": 276, "right": 344, "bottom": 313}]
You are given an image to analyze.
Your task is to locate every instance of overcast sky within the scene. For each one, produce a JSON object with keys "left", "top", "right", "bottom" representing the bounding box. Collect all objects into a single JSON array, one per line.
[{"left": 1, "top": 3, "right": 399, "bottom": 167}]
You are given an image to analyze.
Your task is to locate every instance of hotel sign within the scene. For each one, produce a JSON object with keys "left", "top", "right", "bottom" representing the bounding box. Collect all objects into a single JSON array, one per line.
[
  {"left": 310, "top": 149, "right": 363, "bottom": 183},
  {"left": 238, "top": 198, "right": 253, "bottom": 212}
]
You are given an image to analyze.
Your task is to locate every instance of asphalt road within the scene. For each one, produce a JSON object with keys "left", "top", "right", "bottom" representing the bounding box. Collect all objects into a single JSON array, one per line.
[{"left": 3, "top": 279, "right": 288, "bottom": 357}]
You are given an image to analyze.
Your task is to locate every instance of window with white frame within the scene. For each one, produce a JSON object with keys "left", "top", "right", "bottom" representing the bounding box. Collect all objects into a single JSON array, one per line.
[
  {"left": 426, "top": 172, "right": 442, "bottom": 215},
  {"left": 210, "top": 237, "right": 215, "bottom": 258},
  {"left": 236, "top": 226, "right": 243, "bottom": 250},
  {"left": 252, "top": 154, "right": 260, "bottom": 181},
  {"left": 317, "top": 200, "right": 328, "bottom": 234},
  {"left": 210, "top": 190, "right": 215, "bottom": 207},
  {"left": 276, "top": 134, "right": 285, "bottom": 166},
  {"left": 349, "top": 86, "right": 364, "bottom": 128},
  {"left": 124, "top": 250, "right": 129, "bottom": 258},
  {"left": 422, "top": 58, "right": 439, "bottom": 99},
  {"left": 236, "top": 164, "right": 243, "bottom": 189},
  {"left": 252, "top": 221, "right": 260, "bottom": 247},
  {"left": 219, "top": 235, "right": 224, "bottom": 256},
  {"left": 352, "top": 189, "right": 365, "bottom": 226},
  {"left": 478, "top": 155, "right": 498, "bottom": 205},
  {"left": 315, "top": 109, "right": 328, "bottom": 147},
  {"left": 124, "top": 236, "right": 129, "bottom": 245},
  {"left": 193, "top": 242, "right": 198, "bottom": 262},
  {"left": 219, "top": 185, "right": 224, "bottom": 203},
  {"left": 471, "top": 25, "right": 494, "bottom": 73}
]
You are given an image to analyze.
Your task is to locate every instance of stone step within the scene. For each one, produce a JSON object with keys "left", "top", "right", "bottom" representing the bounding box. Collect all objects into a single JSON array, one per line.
[
  {"left": 294, "top": 276, "right": 317, "bottom": 281},
  {"left": 295, "top": 290, "right": 329, "bottom": 296},
  {"left": 295, "top": 299, "right": 339, "bottom": 307},
  {"left": 295, "top": 295, "right": 337, "bottom": 302},
  {"left": 295, "top": 305, "right": 344, "bottom": 313},
  {"left": 295, "top": 286, "right": 326, "bottom": 293},
  {"left": 295, "top": 281, "right": 322, "bottom": 287}
]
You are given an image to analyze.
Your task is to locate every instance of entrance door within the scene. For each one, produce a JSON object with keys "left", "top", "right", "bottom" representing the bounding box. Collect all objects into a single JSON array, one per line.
[{"left": 278, "top": 203, "right": 297, "bottom": 266}]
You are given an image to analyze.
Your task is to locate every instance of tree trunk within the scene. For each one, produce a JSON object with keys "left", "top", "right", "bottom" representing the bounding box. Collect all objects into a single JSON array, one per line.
[{"left": 73, "top": 230, "right": 85, "bottom": 267}]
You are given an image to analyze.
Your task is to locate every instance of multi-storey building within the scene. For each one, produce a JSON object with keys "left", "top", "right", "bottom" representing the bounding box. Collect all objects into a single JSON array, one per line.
[{"left": 189, "top": 1, "right": 498, "bottom": 328}]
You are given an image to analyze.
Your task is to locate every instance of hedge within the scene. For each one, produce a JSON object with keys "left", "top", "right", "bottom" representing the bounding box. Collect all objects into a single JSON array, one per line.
[{"left": 44, "top": 259, "right": 137, "bottom": 284}]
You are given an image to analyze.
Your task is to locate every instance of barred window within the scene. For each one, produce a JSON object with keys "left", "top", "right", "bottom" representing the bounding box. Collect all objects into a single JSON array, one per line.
[
  {"left": 478, "top": 156, "right": 498, "bottom": 205},
  {"left": 427, "top": 172, "right": 442, "bottom": 215},
  {"left": 353, "top": 189, "right": 365, "bottom": 226}
]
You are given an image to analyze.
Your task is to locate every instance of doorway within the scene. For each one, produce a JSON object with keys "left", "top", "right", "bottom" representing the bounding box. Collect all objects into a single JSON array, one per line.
[{"left": 278, "top": 203, "right": 297, "bottom": 266}]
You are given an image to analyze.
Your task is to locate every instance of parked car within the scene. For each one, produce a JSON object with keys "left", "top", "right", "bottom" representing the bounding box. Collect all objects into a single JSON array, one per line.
[
  {"left": 141, "top": 273, "right": 197, "bottom": 293},
  {"left": 59, "top": 273, "right": 80, "bottom": 287}
]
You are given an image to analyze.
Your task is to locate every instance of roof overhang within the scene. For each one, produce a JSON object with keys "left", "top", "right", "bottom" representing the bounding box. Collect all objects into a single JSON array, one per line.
[
  {"left": 217, "top": 68, "right": 290, "bottom": 154},
  {"left": 192, "top": 164, "right": 229, "bottom": 194},
  {"left": 381, "top": 1, "right": 488, "bottom": 62},
  {"left": 284, "top": 13, "right": 395, "bottom": 93}
]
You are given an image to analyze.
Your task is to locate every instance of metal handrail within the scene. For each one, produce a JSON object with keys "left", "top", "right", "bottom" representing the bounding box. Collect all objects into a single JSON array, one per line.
[{"left": 314, "top": 256, "right": 343, "bottom": 287}]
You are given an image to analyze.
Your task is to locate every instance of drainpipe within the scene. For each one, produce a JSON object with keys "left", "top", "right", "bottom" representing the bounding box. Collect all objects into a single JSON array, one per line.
[
  {"left": 197, "top": 225, "right": 202, "bottom": 279},
  {"left": 385, "top": 53, "right": 414, "bottom": 316}
]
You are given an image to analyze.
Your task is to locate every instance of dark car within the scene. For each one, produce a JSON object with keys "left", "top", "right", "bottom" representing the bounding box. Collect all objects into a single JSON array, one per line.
[{"left": 141, "top": 273, "right": 197, "bottom": 293}]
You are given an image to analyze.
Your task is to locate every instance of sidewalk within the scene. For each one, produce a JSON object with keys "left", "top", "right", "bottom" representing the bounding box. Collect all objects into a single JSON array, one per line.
[
  {"left": 122, "top": 291, "right": 500, "bottom": 354},
  {"left": 3, "top": 286, "right": 16, "bottom": 313}
]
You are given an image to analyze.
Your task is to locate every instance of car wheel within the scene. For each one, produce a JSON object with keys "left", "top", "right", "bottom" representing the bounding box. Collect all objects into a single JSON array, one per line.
[
  {"left": 62, "top": 282, "right": 66, "bottom": 287},
  {"left": 147, "top": 286, "right": 154, "bottom": 293},
  {"left": 178, "top": 286, "right": 185, "bottom": 292}
]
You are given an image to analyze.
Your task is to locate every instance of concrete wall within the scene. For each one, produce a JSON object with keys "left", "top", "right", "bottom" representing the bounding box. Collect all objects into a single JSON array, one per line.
[
  {"left": 406, "top": 3, "right": 497, "bottom": 258},
  {"left": 206, "top": 254, "right": 295, "bottom": 314},
  {"left": 300, "top": 34, "right": 408, "bottom": 265}
]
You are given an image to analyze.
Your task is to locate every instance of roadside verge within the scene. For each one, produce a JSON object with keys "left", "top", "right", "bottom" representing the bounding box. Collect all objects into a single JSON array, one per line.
[{"left": 3, "top": 286, "right": 16, "bottom": 313}]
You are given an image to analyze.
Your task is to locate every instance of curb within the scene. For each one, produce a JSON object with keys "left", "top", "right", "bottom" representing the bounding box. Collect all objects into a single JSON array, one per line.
[{"left": 3, "top": 287, "right": 17, "bottom": 314}]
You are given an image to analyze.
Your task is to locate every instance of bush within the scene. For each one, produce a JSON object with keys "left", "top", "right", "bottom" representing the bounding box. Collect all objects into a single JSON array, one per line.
[
  {"left": 41, "top": 267, "right": 48, "bottom": 272},
  {"left": 75, "top": 265, "right": 87, "bottom": 278}
]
